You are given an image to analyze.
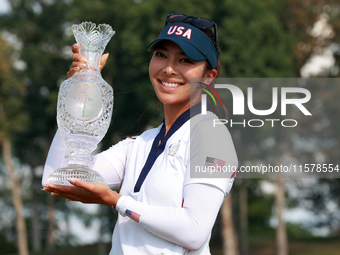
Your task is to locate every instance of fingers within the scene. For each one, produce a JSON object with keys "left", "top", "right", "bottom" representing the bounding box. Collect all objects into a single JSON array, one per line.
[
  {"left": 67, "top": 56, "right": 87, "bottom": 78},
  {"left": 51, "top": 192, "right": 63, "bottom": 197},
  {"left": 99, "top": 53, "right": 109, "bottom": 71},
  {"left": 67, "top": 43, "right": 109, "bottom": 77},
  {"left": 43, "top": 183, "right": 75, "bottom": 194},
  {"left": 42, "top": 181, "right": 110, "bottom": 205},
  {"left": 67, "top": 44, "right": 88, "bottom": 78},
  {"left": 72, "top": 53, "right": 87, "bottom": 63},
  {"left": 43, "top": 183, "right": 85, "bottom": 202},
  {"left": 72, "top": 43, "right": 80, "bottom": 54},
  {"left": 69, "top": 178, "right": 93, "bottom": 190}
]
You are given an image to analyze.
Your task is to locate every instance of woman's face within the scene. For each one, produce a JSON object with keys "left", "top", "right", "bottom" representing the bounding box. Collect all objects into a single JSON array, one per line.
[{"left": 149, "top": 40, "right": 217, "bottom": 109}]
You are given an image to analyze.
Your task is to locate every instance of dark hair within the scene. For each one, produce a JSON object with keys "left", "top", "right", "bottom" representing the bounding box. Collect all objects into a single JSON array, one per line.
[
  {"left": 181, "top": 20, "right": 220, "bottom": 70},
  {"left": 192, "top": 22, "right": 228, "bottom": 119}
]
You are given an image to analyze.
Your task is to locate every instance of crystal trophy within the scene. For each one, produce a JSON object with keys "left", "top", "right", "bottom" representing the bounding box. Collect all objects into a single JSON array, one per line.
[{"left": 47, "top": 22, "right": 115, "bottom": 185}]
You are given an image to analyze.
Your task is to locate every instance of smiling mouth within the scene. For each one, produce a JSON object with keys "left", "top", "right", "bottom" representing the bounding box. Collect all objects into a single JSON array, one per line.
[{"left": 161, "top": 81, "right": 183, "bottom": 88}]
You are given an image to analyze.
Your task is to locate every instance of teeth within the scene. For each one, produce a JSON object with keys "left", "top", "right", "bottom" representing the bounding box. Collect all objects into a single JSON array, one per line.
[{"left": 162, "top": 81, "right": 181, "bottom": 88}]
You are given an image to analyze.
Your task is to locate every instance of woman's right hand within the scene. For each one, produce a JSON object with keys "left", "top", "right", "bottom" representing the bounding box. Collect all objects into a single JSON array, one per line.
[{"left": 66, "top": 43, "right": 109, "bottom": 78}]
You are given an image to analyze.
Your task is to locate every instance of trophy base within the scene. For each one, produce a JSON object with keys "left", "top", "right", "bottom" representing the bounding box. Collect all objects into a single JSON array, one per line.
[{"left": 47, "top": 167, "right": 107, "bottom": 185}]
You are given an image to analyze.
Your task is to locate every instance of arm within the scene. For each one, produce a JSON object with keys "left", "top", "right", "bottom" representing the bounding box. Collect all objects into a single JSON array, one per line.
[
  {"left": 116, "top": 182, "right": 233, "bottom": 251},
  {"left": 42, "top": 129, "right": 68, "bottom": 186},
  {"left": 43, "top": 179, "right": 234, "bottom": 251},
  {"left": 42, "top": 129, "right": 126, "bottom": 189}
]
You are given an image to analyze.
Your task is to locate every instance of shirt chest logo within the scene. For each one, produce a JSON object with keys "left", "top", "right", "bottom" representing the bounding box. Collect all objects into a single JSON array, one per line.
[{"left": 168, "top": 140, "right": 181, "bottom": 156}]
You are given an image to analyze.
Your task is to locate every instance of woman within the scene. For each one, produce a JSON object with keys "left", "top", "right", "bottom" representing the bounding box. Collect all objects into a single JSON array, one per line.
[{"left": 43, "top": 13, "right": 238, "bottom": 255}]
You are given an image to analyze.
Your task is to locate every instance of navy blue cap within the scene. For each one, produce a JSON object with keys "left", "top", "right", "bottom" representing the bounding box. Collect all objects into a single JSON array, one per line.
[{"left": 147, "top": 23, "right": 218, "bottom": 69}]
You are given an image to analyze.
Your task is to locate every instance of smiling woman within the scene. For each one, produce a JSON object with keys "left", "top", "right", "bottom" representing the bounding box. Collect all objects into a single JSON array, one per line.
[
  {"left": 42, "top": 13, "right": 238, "bottom": 255},
  {"left": 149, "top": 40, "right": 217, "bottom": 130}
]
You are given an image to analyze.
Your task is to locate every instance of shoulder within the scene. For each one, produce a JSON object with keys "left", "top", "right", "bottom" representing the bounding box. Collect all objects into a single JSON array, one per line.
[
  {"left": 190, "top": 112, "right": 236, "bottom": 158},
  {"left": 190, "top": 111, "right": 232, "bottom": 142},
  {"left": 114, "top": 124, "right": 163, "bottom": 147},
  {"left": 187, "top": 111, "right": 238, "bottom": 194},
  {"left": 139, "top": 124, "right": 163, "bottom": 139}
]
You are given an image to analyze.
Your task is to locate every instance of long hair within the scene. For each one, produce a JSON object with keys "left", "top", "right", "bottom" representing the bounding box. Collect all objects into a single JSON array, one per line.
[{"left": 193, "top": 22, "right": 228, "bottom": 119}]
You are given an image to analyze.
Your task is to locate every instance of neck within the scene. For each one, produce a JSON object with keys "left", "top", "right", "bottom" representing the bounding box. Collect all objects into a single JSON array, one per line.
[{"left": 163, "top": 102, "right": 191, "bottom": 135}]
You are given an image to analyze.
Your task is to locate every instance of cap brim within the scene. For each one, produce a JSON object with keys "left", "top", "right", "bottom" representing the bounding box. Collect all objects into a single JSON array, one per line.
[{"left": 147, "top": 38, "right": 207, "bottom": 62}]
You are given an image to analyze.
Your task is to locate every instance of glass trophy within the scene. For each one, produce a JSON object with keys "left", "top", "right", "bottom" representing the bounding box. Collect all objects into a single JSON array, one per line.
[{"left": 47, "top": 22, "right": 115, "bottom": 185}]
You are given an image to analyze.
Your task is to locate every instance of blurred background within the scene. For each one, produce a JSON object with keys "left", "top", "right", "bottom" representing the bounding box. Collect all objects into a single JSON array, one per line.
[{"left": 0, "top": 0, "right": 340, "bottom": 255}]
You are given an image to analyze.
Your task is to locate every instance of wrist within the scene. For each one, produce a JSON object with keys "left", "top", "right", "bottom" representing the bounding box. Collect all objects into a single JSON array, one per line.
[{"left": 109, "top": 190, "right": 121, "bottom": 209}]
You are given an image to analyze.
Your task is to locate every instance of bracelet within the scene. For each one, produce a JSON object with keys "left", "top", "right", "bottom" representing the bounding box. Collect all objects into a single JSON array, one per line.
[{"left": 111, "top": 191, "right": 117, "bottom": 213}]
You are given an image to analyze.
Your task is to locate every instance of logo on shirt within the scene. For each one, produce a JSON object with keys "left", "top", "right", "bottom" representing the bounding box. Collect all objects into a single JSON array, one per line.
[
  {"left": 168, "top": 140, "right": 181, "bottom": 156},
  {"left": 125, "top": 209, "right": 141, "bottom": 223},
  {"left": 205, "top": 157, "right": 225, "bottom": 169}
]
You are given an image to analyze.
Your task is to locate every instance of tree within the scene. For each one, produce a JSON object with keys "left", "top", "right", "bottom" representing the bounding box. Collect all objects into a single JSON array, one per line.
[
  {"left": 2, "top": 0, "right": 340, "bottom": 253},
  {"left": 0, "top": 1, "right": 83, "bottom": 251},
  {"left": 0, "top": 36, "right": 29, "bottom": 255},
  {"left": 282, "top": 0, "right": 340, "bottom": 236},
  {"left": 239, "top": 179, "right": 248, "bottom": 255},
  {"left": 275, "top": 177, "right": 288, "bottom": 255},
  {"left": 215, "top": 1, "right": 296, "bottom": 254},
  {"left": 222, "top": 193, "right": 239, "bottom": 255}
]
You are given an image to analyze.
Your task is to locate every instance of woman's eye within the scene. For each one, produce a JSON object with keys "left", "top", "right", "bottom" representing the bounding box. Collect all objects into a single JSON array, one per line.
[
  {"left": 155, "top": 52, "right": 166, "bottom": 58},
  {"left": 181, "top": 58, "right": 193, "bottom": 63}
]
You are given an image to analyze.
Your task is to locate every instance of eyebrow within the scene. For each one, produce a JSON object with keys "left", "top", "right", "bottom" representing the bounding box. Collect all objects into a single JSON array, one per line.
[
  {"left": 155, "top": 45, "right": 168, "bottom": 51},
  {"left": 155, "top": 45, "right": 187, "bottom": 56}
]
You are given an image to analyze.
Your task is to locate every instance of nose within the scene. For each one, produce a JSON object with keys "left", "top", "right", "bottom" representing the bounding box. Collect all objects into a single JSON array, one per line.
[{"left": 163, "top": 59, "right": 178, "bottom": 76}]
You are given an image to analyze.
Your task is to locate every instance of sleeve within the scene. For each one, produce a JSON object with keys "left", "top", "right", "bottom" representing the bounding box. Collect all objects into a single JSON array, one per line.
[
  {"left": 115, "top": 183, "right": 227, "bottom": 251},
  {"left": 42, "top": 129, "right": 133, "bottom": 189},
  {"left": 184, "top": 115, "right": 238, "bottom": 196},
  {"left": 95, "top": 137, "right": 135, "bottom": 189},
  {"left": 42, "top": 129, "right": 68, "bottom": 186}
]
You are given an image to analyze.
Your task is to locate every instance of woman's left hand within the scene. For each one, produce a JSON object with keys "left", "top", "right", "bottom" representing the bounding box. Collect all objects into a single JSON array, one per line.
[{"left": 43, "top": 178, "right": 121, "bottom": 207}]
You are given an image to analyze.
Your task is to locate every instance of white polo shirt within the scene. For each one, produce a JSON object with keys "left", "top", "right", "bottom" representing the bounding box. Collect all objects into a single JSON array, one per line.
[
  {"left": 42, "top": 105, "right": 238, "bottom": 254},
  {"left": 97, "top": 108, "right": 238, "bottom": 254}
]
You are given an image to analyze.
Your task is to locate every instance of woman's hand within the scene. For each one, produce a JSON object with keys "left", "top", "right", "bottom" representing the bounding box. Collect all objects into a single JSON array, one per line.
[
  {"left": 66, "top": 43, "right": 110, "bottom": 78},
  {"left": 43, "top": 178, "right": 121, "bottom": 208}
]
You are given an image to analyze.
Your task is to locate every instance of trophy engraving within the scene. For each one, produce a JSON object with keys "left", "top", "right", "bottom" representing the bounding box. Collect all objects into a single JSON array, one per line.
[
  {"left": 47, "top": 22, "right": 115, "bottom": 185},
  {"left": 65, "top": 82, "right": 103, "bottom": 120}
]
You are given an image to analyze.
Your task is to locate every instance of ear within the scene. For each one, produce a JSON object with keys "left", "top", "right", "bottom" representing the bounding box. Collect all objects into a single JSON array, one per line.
[{"left": 206, "top": 68, "right": 218, "bottom": 79}]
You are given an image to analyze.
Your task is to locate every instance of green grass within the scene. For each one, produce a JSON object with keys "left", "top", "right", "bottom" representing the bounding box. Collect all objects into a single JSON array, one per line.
[
  {"left": 4, "top": 237, "right": 340, "bottom": 255},
  {"left": 210, "top": 236, "right": 340, "bottom": 255}
]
